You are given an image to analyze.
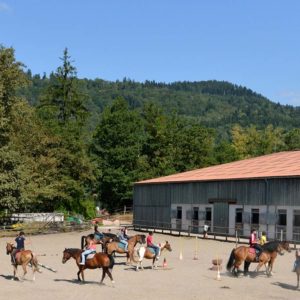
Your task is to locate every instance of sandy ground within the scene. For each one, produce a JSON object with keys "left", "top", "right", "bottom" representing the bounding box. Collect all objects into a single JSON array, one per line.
[{"left": 0, "top": 228, "right": 299, "bottom": 300}]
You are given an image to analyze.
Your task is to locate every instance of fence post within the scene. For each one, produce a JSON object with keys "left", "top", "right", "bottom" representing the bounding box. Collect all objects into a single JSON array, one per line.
[{"left": 280, "top": 229, "right": 283, "bottom": 241}]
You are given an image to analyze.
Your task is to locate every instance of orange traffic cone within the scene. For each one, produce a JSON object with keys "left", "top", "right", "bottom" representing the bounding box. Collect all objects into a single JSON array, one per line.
[{"left": 162, "top": 257, "right": 167, "bottom": 268}]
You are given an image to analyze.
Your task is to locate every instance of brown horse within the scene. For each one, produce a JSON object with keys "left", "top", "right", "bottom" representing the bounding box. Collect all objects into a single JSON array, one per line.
[
  {"left": 6, "top": 243, "right": 41, "bottom": 281},
  {"left": 226, "top": 241, "right": 291, "bottom": 277},
  {"left": 62, "top": 248, "right": 115, "bottom": 284},
  {"left": 135, "top": 241, "right": 172, "bottom": 271},
  {"left": 106, "top": 234, "right": 146, "bottom": 264},
  {"left": 81, "top": 232, "right": 119, "bottom": 252}
]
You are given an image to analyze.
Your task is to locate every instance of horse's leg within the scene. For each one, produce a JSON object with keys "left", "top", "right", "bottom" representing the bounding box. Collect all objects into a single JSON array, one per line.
[
  {"left": 268, "top": 259, "right": 274, "bottom": 276},
  {"left": 255, "top": 261, "right": 264, "bottom": 273},
  {"left": 12, "top": 265, "right": 17, "bottom": 281},
  {"left": 244, "top": 261, "right": 250, "bottom": 276},
  {"left": 152, "top": 257, "right": 156, "bottom": 269},
  {"left": 77, "top": 269, "right": 81, "bottom": 281},
  {"left": 100, "top": 268, "right": 106, "bottom": 285},
  {"left": 297, "top": 273, "right": 299, "bottom": 288},
  {"left": 21, "top": 264, "right": 27, "bottom": 280},
  {"left": 81, "top": 268, "right": 85, "bottom": 282},
  {"left": 105, "top": 268, "right": 115, "bottom": 285}
]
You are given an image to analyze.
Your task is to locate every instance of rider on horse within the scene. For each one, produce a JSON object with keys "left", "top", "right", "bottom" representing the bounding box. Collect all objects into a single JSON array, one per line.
[
  {"left": 249, "top": 229, "right": 263, "bottom": 261},
  {"left": 94, "top": 222, "right": 104, "bottom": 240},
  {"left": 11, "top": 231, "right": 26, "bottom": 265},
  {"left": 80, "top": 236, "right": 97, "bottom": 265},
  {"left": 118, "top": 227, "right": 129, "bottom": 252},
  {"left": 146, "top": 232, "right": 160, "bottom": 260}
]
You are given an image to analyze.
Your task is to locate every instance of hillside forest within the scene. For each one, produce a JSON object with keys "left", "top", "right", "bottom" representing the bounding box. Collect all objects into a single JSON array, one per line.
[{"left": 1, "top": 46, "right": 300, "bottom": 217}]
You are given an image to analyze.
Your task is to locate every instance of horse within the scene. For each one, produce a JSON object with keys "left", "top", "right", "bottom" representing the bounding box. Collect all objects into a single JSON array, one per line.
[
  {"left": 226, "top": 240, "right": 290, "bottom": 277},
  {"left": 81, "top": 232, "right": 119, "bottom": 251},
  {"left": 136, "top": 241, "right": 172, "bottom": 271},
  {"left": 106, "top": 234, "right": 146, "bottom": 264},
  {"left": 257, "top": 241, "right": 291, "bottom": 275},
  {"left": 6, "top": 242, "right": 41, "bottom": 281},
  {"left": 62, "top": 248, "right": 115, "bottom": 284}
]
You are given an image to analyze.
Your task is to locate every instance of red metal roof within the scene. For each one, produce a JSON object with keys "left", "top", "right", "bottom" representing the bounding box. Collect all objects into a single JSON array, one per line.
[{"left": 136, "top": 151, "right": 300, "bottom": 184}]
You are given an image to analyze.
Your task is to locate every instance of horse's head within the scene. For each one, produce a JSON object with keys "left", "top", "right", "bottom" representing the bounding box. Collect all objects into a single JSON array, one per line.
[
  {"left": 6, "top": 243, "right": 14, "bottom": 255},
  {"left": 135, "top": 234, "right": 146, "bottom": 244},
  {"left": 164, "top": 241, "right": 172, "bottom": 252},
  {"left": 140, "top": 234, "right": 146, "bottom": 244},
  {"left": 278, "top": 241, "right": 291, "bottom": 254},
  {"left": 62, "top": 248, "right": 72, "bottom": 264}
]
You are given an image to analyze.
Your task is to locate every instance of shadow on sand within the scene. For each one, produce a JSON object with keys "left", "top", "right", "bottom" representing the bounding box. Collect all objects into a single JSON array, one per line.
[
  {"left": 54, "top": 278, "right": 105, "bottom": 285},
  {"left": 272, "top": 281, "right": 299, "bottom": 291}
]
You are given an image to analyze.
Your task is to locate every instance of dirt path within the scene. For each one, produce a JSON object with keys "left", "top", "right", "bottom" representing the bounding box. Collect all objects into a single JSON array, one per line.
[{"left": 0, "top": 229, "right": 299, "bottom": 300}]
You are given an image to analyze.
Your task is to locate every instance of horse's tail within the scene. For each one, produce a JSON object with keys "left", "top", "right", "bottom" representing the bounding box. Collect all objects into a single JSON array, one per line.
[
  {"left": 108, "top": 254, "right": 115, "bottom": 270},
  {"left": 81, "top": 236, "right": 86, "bottom": 249},
  {"left": 31, "top": 253, "right": 42, "bottom": 273},
  {"left": 226, "top": 249, "right": 236, "bottom": 271}
]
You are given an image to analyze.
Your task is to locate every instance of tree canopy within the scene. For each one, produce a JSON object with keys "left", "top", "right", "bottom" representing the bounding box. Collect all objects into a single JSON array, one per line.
[{"left": 1, "top": 45, "right": 300, "bottom": 216}]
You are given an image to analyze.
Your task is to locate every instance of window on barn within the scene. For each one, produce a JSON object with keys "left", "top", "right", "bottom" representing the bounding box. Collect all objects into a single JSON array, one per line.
[
  {"left": 205, "top": 207, "right": 212, "bottom": 222},
  {"left": 293, "top": 210, "right": 300, "bottom": 242},
  {"left": 176, "top": 206, "right": 182, "bottom": 220},
  {"left": 251, "top": 209, "right": 259, "bottom": 224},
  {"left": 277, "top": 209, "right": 287, "bottom": 226},
  {"left": 293, "top": 210, "right": 300, "bottom": 227},
  {"left": 193, "top": 207, "right": 199, "bottom": 220},
  {"left": 235, "top": 208, "right": 243, "bottom": 224}
]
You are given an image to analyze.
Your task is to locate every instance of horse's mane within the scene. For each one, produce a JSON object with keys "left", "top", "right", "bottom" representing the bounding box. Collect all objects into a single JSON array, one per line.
[
  {"left": 262, "top": 241, "right": 281, "bottom": 253},
  {"left": 65, "top": 248, "right": 82, "bottom": 254}
]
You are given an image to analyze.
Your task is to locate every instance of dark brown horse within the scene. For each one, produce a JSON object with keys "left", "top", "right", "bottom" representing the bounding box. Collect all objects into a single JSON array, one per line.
[
  {"left": 136, "top": 241, "right": 172, "bottom": 270},
  {"left": 226, "top": 241, "right": 291, "bottom": 277},
  {"left": 81, "top": 232, "right": 119, "bottom": 252},
  {"left": 62, "top": 248, "right": 115, "bottom": 284},
  {"left": 6, "top": 242, "right": 41, "bottom": 281},
  {"left": 106, "top": 234, "right": 146, "bottom": 264}
]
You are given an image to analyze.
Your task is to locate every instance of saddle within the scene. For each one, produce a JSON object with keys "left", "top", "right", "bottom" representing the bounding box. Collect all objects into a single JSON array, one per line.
[
  {"left": 118, "top": 242, "right": 127, "bottom": 250},
  {"left": 249, "top": 247, "right": 260, "bottom": 262},
  {"left": 147, "top": 247, "right": 156, "bottom": 255}
]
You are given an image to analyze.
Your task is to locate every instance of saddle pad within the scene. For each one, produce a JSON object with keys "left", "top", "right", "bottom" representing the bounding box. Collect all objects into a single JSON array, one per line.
[
  {"left": 147, "top": 247, "right": 156, "bottom": 254},
  {"left": 248, "top": 247, "right": 258, "bottom": 255},
  {"left": 118, "top": 242, "right": 125, "bottom": 249},
  {"left": 86, "top": 253, "right": 96, "bottom": 260}
]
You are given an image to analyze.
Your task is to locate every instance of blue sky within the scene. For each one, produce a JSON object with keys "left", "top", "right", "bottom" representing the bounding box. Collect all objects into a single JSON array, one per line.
[{"left": 1, "top": 1, "right": 300, "bottom": 106}]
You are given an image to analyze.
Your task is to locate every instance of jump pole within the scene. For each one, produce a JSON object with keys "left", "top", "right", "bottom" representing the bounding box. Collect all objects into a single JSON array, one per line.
[
  {"left": 215, "top": 256, "right": 221, "bottom": 281},
  {"left": 193, "top": 236, "right": 199, "bottom": 260},
  {"left": 37, "top": 262, "right": 57, "bottom": 273},
  {"left": 179, "top": 237, "right": 183, "bottom": 260}
]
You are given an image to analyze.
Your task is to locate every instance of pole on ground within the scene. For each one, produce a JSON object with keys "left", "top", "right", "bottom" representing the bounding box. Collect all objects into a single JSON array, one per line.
[
  {"left": 216, "top": 257, "right": 221, "bottom": 281},
  {"left": 193, "top": 236, "right": 199, "bottom": 260},
  {"left": 179, "top": 237, "right": 183, "bottom": 260}
]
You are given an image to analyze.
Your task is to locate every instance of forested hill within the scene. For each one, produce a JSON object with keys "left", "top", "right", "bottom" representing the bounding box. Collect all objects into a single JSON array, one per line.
[{"left": 23, "top": 74, "right": 300, "bottom": 135}]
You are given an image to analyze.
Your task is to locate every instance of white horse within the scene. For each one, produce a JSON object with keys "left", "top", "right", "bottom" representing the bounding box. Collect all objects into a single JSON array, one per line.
[{"left": 136, "top": 241, "right": 172, "bottom": 271}]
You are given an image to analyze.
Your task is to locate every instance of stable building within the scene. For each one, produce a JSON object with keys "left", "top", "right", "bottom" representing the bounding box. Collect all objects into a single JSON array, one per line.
[{"left": 133, "top": 151, "right": 300, "bottom": 241}]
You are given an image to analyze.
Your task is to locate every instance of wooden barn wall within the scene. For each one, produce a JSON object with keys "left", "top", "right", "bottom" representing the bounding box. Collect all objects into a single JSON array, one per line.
[{"left": 133, "top": 178, "right": 300, "bottom": 226}]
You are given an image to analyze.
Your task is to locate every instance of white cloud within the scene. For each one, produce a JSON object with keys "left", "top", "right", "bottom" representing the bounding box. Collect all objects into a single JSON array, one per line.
[{"left": 0, "top": 2, "right": 10, "bottom": 12}]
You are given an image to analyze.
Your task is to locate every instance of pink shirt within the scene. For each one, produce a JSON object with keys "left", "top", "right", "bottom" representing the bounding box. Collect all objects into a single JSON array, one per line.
[
  {"left": 250, "top": 233, "right": 257, "bottom": 246},
  {"left": 147, "top": 235, "right": 153, "bottom": 246},
  {"left": 88, "top": 240, "right": 96, "bottom": 250}
]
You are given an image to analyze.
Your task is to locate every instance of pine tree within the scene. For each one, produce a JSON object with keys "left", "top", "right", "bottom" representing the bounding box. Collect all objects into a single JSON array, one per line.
[{"left": 91, "top": 97, "right": 144, "bottom": 210}]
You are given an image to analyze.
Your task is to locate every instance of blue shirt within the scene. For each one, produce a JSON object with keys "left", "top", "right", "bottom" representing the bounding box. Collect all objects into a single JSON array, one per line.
[{"left": 15, "top": 236, "right": 25, "bottom": 250}]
